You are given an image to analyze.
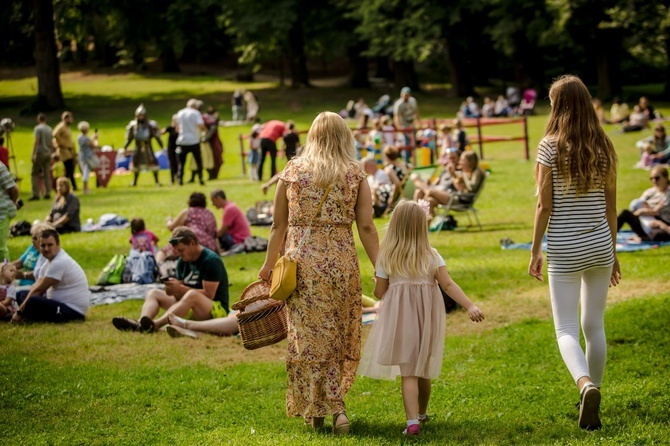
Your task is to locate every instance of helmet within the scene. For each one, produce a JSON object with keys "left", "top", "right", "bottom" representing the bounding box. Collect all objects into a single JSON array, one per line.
[{"left": 135, "top": 104, "right": 147, "bottom": 117}]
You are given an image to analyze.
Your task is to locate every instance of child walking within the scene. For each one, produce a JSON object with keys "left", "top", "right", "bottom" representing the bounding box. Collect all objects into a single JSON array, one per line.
[
  {"left": 357, "top": 200, "right": 484, "bottom": 436},
  {"left": 0, "top": 263, "right": 19, "bottom": 321}
]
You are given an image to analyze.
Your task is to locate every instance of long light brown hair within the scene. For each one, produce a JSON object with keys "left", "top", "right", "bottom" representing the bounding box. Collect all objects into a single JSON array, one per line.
[
  {"left": 299, "top": 112, "right": 359, "bottom": 187},
  {"left": 544, "top": 75, "right": 617, "bottom": 194},
  {"left": 378, "top": 201, "right": 440, "bottom": 279}
]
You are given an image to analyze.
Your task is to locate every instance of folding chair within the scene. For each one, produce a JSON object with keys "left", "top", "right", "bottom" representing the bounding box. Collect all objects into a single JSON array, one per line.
[{"left": 435, "top": 171, "right": 489, "bottom": 232}]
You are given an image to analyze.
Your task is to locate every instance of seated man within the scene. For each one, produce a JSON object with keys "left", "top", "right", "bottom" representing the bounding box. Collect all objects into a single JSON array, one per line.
[
  {"left": 112, "top": 226, "right": 229, "bottom": 332},
  {"left": 11, "top": 228, "right": 90, "bottom": 323},
  {"left": 210, "top": 189, "right": 251, "bottom": 255}
]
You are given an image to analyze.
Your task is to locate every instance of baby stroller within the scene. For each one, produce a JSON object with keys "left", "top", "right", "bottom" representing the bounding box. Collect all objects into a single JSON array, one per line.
[
  {"left": 372, "top": 95, "right": 392, "bottom": 117},
  {"left": 519, "top": 89, "right": 537, "bottom": 116}
]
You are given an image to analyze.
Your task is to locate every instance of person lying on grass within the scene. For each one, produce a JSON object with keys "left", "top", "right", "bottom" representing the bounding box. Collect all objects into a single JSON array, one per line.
[{"left": 112, "top": 226, "right": 229, "bottom": 333}]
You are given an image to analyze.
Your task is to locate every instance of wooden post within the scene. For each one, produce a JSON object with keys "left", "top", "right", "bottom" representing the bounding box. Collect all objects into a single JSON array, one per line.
[
  {"left": 239, "top": 134, "right": 246, "bottom": 175},
  {"left": 476, "top": 117, "right": 484, "bottom": 159},
  {"left": 523, "top": 116, "right": 530, "bottom": 160}
]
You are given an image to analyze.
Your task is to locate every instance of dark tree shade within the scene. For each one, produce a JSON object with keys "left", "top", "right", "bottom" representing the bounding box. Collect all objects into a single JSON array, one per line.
[{"left": 33, "top": 0, "right": 64, "bottom": 109}]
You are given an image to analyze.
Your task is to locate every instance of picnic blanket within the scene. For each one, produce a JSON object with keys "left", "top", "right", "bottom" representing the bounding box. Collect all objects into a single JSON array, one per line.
[
  {"left": 81, "top": 214, "right": 130, "bottom": 233},
  {"left": 502, "top": 231, "right": 670, "bottom": 253},
  {"left": 89, "top": 283, "right": 164, "bottom": 306}
]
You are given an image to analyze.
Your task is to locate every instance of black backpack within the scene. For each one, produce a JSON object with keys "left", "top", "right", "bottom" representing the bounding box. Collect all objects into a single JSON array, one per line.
[{"left": 10, "top": 220, "right": 31, "bottom": 237}]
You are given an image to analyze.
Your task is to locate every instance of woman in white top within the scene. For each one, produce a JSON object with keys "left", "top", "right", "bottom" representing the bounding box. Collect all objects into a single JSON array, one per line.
[{"left": 529, "top": 75, "right": 621, "bottom": 431}]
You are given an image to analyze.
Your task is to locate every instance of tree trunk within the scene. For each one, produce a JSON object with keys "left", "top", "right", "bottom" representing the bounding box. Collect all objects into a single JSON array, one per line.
[
  {"left": 664, "top": 28, "right": 670, "bottom": 99},
  {"left": 595, "top": 28, "right": 622, "bottom": 100},
  {"left": 374, "top": 56, "right": 394, "bottom": 79},
  {"left": 392, "top": 60, "right": 419, "bottom": 91},
  {"left": 287, "top": 21, "right": 310, "bottom": 88},
  {"left": 33, "top": 0, "right": 64, "bottom": 110},
  {"left": 445, "top": 38, "right": 475, "bottom": 97},
  {"left": 160, "top": 46, "right": 180, "bottom": 73},
  {"left": 348, "top": 43, "right": 370, "bottom": 88}
]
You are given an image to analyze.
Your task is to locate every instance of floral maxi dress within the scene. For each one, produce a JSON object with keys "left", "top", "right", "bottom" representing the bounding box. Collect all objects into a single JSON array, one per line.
[{"left": 279, "top": 158, "right": 366, "bottom": 419}]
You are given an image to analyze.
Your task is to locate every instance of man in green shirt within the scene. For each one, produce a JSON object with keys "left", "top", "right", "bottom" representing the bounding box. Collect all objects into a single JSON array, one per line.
[{"left": 112, "top": 226, "right": 229, "bottom": 332}]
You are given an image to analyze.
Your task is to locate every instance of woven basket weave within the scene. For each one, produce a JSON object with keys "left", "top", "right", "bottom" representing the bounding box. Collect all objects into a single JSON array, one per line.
[{"left": 231, "top": 281, "right": 288, "bottom": 350}]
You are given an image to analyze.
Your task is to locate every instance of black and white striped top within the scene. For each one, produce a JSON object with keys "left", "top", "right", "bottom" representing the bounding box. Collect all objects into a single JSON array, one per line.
[{"left": 537, "top": 138, "right": 614, "bottom": 275}]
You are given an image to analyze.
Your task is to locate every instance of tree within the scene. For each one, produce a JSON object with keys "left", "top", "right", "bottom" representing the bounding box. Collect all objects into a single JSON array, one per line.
[{"left": 34, "top": 0, "right": 64, "bottom": 109}]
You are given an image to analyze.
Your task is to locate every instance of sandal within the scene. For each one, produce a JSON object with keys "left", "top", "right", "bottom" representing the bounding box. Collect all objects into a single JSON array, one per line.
[
  {"left": 167, "top": 313, "right": 188, "bottom": 329},
  {"left": 333, "top": 412, "right": 350, "bottom": 435},
  {"left": 578, "top": 384, "right": 602, "bottom": 430},
  {"left": 166, "top": 325, "right": 200, "bottom": 339},
  {"left": 139, "top": 316, "right": 156, "bottom": 333},
  {"left": 304, "top": 417, "right": 324, "bottom": 430}
]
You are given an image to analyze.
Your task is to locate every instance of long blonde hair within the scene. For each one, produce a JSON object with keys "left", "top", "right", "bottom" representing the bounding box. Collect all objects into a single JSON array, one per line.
[
  {"left": 378, "top": 201, "right": 440, "bottom": 278},
  {"left": 544, "top": 75, "right": 617, "bottom": 194},
  {"left": 299, "top": 112, "right": 359, "bottom": 187}
]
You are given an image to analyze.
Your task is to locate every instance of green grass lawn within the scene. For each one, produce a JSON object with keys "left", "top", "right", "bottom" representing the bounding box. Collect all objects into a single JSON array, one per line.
[{"left": 0, "top": 72, "right": 668, "bottom": 445}]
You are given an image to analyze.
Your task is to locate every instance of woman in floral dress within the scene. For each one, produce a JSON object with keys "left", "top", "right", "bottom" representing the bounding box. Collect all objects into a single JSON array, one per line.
[{"left": 259, "top": 112, "right": 379, "bottom": 434}]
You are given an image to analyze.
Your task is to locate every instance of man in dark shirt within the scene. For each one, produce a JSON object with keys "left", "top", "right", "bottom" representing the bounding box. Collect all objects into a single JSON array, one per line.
[
  {"left": 112, "top": 226, "right": 229, "bottom": 332},
  {"left": 282, "top": 120, "right": 301, "bottom": 161}
]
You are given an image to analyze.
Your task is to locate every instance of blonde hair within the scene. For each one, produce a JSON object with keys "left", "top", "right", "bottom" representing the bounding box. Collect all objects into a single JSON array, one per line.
[
  {"left": 544, "top": 75, "right": 617, "bottom": 195},
  {"left": 378, "top": 201, "right": 440, "bottom": 279},
  {"left": 77, "top": 121, "right": 90, "bottom": 132},
  {"left": 55, "top": 177, "right": 71, "bottom": 204},
  {"left": 299, "top": 112, "right": 359, "bottom": 187}
]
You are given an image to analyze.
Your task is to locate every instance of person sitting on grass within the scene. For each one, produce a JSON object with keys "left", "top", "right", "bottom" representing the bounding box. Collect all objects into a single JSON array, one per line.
[
  {"left": 112, "top": 226, "right": 229, "bottom": 333},
  {"left": 45, "top": 177, "right": 81, "bottom": 233},
  {"left": 0, "top": 263, "right": 19, "bottom": 321},
  {"left": 210, "top": 189, "right": 251, "bottom": 256},
  {"left": 11, "top": 229, "right": 90, "bottom": 324},
  {"left": 12, "top": 222, "right": 55, "bottom": 287}
]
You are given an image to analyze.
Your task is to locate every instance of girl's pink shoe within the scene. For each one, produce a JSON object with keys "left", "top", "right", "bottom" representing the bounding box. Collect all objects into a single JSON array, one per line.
[{"left": 403, "top": 424, "right": 420, "bottom": 436}]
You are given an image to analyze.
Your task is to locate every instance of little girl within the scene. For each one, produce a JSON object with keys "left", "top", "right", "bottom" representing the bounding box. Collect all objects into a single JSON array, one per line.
[
  {"left": 129, "top": 218, "right": 159, "bottom": 254},
  {"left": 357, "top": 200, "right": 484, "bottom": 436},
  {"left": 248, "top": 126, "right": 261, "bottom": 181},
  {"left": 0, "top": 263, "right": 19, "bottom": 321}
]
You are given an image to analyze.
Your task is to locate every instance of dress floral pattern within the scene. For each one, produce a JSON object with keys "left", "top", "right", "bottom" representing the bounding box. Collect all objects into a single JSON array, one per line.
[
  {"left": 279, "top": 158, "right": 366, "bottom": 419},
  {"left": 185, "top": 207, "right": 218, "bottom": 253}
]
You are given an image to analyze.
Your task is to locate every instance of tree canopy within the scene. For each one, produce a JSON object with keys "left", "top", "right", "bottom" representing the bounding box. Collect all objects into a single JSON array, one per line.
[{"left": 3, "top": 0, "right": 669, "bottom": 108}]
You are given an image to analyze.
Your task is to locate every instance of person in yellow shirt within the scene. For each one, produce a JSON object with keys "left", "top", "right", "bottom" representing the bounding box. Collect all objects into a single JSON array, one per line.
[
  {"left": 609, "top": 97, "right": 629, "bottom": 124},
  {"left": 52, "top": 111, "right": 77, "bottom": 191}
]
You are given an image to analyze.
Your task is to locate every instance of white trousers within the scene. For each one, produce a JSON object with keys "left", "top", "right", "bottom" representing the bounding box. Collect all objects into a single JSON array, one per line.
[{"left": 548, "top": 265, "right": 612, "bottom": 386}]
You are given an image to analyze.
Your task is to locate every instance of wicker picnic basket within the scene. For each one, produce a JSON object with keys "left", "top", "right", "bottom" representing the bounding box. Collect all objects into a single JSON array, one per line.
[{"left": 231, "top": 280, "right": 288, "bottom": 350}]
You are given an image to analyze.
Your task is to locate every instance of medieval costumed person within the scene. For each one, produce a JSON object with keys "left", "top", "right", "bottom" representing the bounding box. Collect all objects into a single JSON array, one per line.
[{"left": 124, "top": 104, "right": 162, "bottom": 186}]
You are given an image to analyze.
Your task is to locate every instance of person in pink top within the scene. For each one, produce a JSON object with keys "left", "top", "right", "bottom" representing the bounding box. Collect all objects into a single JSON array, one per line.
[
  {"left": 210, "top": 189, "right": 251, "bottom": 255},
  {"left": 129, "top": 218, "right": 159, "bottom": 254},
  {"left": 257, "top": 120, "right": 286, "bottom": 181}
]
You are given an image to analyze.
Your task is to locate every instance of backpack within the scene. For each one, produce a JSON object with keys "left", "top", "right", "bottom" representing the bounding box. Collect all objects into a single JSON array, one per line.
[
  {"left": 10, "top": 220, "right": 31, "bottom": 238},
  {"left": 243, "top": 236, "right": 268, "bottom": 252},
  {"left": 125, "top": 250, "right": 158, "bottom": 284},
  {"left": 97, "top": 254, "right": 128, "bottom": 286},
  {"left": 246, "top": 201, "right": 273, "bottom": 226}
]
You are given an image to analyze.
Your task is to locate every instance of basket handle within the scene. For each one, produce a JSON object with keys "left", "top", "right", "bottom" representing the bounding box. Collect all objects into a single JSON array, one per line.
[{"left": 231, "top": 285, "right": 273, "bottom": 311}]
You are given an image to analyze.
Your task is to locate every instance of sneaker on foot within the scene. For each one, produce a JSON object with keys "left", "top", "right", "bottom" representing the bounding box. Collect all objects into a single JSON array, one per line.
[
  {"left": 578, "top": 385, "right": 602, "bottom": 430},
  {"left": 403, "top": 424, "right": 420, "bottom": 436},
  {"left": 112, "top": 317, "right": 141, "bottom": 332},
  {"left": 28, "top": 196, "right": 40, "bottom": 202},
  {"left": 418, "top": 414, "right": 430, "bottom": 424}
]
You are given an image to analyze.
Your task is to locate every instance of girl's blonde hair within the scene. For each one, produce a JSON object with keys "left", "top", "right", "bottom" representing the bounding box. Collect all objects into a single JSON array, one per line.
[
  {"left": 544, "top": 75, "right": 617, "bottom": 194},
  {"left": 299, "top": 111, "right": 359, "bottom": 187},
  {"left": 378, "top": 201, "right": 440, "bottom": 278}
]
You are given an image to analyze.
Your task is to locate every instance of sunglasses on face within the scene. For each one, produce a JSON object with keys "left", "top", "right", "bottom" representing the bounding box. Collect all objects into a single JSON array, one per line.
[
  {"left": 650, "top": 176, "right": 661, "bottom": 181},
  {"left": 169, "top": 236, "right": 184, "bottom": 246}
]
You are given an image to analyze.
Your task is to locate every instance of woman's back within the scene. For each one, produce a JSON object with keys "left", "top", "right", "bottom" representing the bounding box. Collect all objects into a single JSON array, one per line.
[
  {"left": 537, "top": 137, "right": 613, "bottom": 274},
  {"left": 185, "top": 207, "right": 218, "bottom": 252}
]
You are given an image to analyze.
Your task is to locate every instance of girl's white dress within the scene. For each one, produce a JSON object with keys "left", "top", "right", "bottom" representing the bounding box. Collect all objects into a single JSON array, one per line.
[{"left": 357, "top": 257, "right": 447, "bottom": 380}]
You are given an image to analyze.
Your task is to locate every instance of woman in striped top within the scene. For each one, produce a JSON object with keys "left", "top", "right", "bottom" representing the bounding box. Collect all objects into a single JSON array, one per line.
[{"left": 528, "top": 75, "right": 621, "bottom": 431}]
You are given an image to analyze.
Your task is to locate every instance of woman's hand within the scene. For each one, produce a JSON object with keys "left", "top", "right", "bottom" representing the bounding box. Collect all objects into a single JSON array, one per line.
[
  {"left": 610, "top": 256, "right": 622, "bottom": 287},
  {"left": 258, "top": 264, "right": 273, "bottom": 282},
  {"left": 467, "top": 304, "right": 485, "bottom": 323},
  {"left": 528, "top": 252, "right": 544, "bottom": 282}
]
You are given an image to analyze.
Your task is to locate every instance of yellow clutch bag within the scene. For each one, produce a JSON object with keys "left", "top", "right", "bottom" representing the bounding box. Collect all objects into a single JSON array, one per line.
[{"left": 269, "top": 255, "right": 297, "bottom": 302}]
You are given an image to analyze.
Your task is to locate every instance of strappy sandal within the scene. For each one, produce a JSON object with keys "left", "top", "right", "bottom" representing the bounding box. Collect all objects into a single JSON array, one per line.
[
  {"left": 578, "top": 384, "right": 602, "bottom": 430},
  {"left": 304, "top": 417, "right": 324, "bottom": 430},
  {"left": 333, "top": 412, "right": 350, "bottom": 435},
  {"left": 167, "top": 313, "right": 188, "bottom": 329}
]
